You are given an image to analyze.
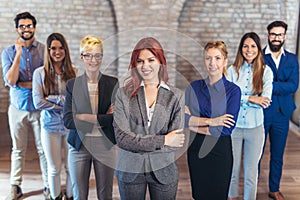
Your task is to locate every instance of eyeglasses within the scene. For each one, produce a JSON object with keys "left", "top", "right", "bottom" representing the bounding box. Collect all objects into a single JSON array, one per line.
[
  {"left": 18, "top": 24, "right": 34, "bottom": 30},
  {"left": 269, "top": 32, "right": 285, "bottom": 39},
  {"left": 82, "top": 53, "right": 103, "bottom": 60}
]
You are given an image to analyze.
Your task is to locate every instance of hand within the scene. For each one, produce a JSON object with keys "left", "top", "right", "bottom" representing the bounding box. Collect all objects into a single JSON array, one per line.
[
  {"left": 15, "top": 37, "right": 25, "bottom": 54},
  {"left": 106, "top": 104, "right": 114, "bottom": 114},
  {"left": 164, "top": 129, "right": 185, "bottom": 147},
  {"left": 208, "top": 114, "right": 235, "bottom": 128},
  {"left": 248, "top": 96, "right": 272, "bottom": 108}
]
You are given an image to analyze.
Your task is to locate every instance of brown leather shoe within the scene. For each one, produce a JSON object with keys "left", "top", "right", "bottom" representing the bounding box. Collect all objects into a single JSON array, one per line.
[{"left": 268, "top": 191, "right": 285, "bottom": 200}]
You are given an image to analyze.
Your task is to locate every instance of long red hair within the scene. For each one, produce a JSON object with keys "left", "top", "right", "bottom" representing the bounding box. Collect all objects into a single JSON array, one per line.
[{"left": 125, "top": 37, "right": 168, "bottom": 97}]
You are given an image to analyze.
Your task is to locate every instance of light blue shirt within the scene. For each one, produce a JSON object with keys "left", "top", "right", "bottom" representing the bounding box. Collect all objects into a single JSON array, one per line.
[
  {"left": 227, "top": 61, "right": 273, "bottom": 128},
  {"left": 32, "top": 66, "right": 66, "bottom": 133},
  {"left": 1, "top": 40, "right": 44, "bottom": 111}
]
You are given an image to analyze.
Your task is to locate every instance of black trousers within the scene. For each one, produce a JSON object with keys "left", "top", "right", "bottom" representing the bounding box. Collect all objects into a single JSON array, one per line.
[{"left": 188, "top": 133, "right": 233, "bottom": 200}]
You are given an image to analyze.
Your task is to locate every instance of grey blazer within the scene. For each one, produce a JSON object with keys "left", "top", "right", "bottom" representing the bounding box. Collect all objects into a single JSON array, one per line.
[
  {"left": 64, "top": 73, "right": 118, "bottom": 151},
  {"left": 113, "top": 84, "right": 184, "bottom": 184}
]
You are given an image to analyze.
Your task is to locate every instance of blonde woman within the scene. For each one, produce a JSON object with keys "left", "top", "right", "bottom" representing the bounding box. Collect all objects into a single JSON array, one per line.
[
  {"left": 185, "top": 41, "right": 241, "bottom": 200},
  {"left": 63, "top": 35, "right": 118, "bottom": 200}
]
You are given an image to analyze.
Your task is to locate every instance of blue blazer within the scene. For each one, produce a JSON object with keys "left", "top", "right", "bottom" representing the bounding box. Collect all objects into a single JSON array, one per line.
[
  {"left": 263, "top": 48, "right": 299, "bottom": 118},
  {"left": 63, "top": 73, "right": 118, "bottom": 151}
]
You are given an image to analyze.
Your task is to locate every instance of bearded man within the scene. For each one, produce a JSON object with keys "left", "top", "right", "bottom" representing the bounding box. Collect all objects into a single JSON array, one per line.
[
  {"left": 261, "top": 21, "right": 299, "bottom": 200},
  {"left": 1, "top": 11, "right": 49, "bottom": 200}
]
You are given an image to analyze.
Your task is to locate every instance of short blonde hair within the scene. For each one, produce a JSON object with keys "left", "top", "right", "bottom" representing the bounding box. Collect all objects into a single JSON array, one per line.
[{"left": 80, "top": 35, "right": 103, "bottom": 54}]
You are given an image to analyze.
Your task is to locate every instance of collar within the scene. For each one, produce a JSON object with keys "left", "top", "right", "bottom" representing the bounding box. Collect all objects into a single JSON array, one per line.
[
  {"left": 140, "top": 81, "right": 170, "bottom": 91},
  {"left": 241, "top": 61, "right": 252, "bottom": 69},
  {"left": 21, "top": 39, "right": 37, "bottom": 49},
  {"left": 31, "top": 39, "right": 38, "bottom": 47},
  {"left": 84, "top": 71, "right": 102, "bottom": 82},
  {"left": 204, "top": 76, "right": 226, "bottom": 92},
  {"left": 265, "top": 45, "right": 285, "bottom": 56}
]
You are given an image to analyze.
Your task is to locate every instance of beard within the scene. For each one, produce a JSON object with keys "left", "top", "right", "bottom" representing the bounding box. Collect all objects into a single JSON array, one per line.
[
  {"left": 20, "top": 31, "right": 34, "bottom": 41},
  {"left": 268, "top": 39, "right": 284, "bottom": 52}
]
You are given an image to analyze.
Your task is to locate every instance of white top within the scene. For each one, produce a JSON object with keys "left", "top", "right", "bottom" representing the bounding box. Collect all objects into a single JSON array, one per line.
[
  {"left": 265, "top": 45, "right": 285, "bottom": 69},
  {"left": 86, "top": 82, "right": 102, "bottom": 137}
]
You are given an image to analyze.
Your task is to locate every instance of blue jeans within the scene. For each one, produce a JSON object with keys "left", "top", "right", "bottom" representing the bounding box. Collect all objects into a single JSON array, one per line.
[
  {"left": 8, "top": 105, "right": 48, "bottom": 187},
  {"left": 118, "top": 172, "right": 178, "bottom": 200},
  {"left": 41, "top": 130, "right": 72, "bottom": 198},
  {"left": 228, "top": 125, "right": 264, "bottom": 200},
  {"left": 68, "top": 136, "right": 116, "bottom": 200}
]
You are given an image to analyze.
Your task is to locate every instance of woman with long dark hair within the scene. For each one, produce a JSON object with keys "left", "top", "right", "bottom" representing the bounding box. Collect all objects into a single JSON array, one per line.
[
  {"left": 32, "top": 33, "right": 76, "bottom": 200},
  {"left": 227, "top": 32, "right": 273, "bottom": 200}
]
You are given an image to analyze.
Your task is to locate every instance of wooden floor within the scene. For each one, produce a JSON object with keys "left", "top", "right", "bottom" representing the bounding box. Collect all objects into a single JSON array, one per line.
[{"left": 0, "top": 113, "right": 300, "bottom": 199}]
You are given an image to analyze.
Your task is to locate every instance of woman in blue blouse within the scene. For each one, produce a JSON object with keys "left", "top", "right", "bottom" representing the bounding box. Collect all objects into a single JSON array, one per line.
[
  {"left": 185, "top": 41, "right": 241, "bottom": 200},
  {"left": 32, "top": 33, "right": 76, "bottom": 200},
  {"left": 227, "top": 32, "right": 273, "bottom": 200}
]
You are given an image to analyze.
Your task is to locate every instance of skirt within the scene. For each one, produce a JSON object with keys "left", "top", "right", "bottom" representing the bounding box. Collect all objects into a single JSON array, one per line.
[{"left": 188, "top": 132, "right": 233, "bottom": 200}]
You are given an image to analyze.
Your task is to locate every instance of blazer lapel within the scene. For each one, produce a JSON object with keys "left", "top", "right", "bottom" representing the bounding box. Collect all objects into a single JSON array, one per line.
[
  {"left": 81, "top": 74, "right": 93, "bottom": 113},
  {"left": 136, "top": 88, "right": 149, "bottom": 131},
  {"left": 148, "top": 88, "right": 167, "bottom": 134},
  {"left": 277, "top": 50, "right": 287, "bottom": 74},
  {"left": 148, "top": 89, "right": 161, "bottom": 132},
  {"left": 263, "top": 48, "right": 278, "bottom": 80},
  {"left": 98, "top": 74, "right": 105, "bottom": 114}
]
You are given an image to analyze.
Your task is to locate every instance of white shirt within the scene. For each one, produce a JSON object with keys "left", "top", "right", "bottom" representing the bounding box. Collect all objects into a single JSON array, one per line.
[
  {"left": 265, "top": 45, "right": 285, "bottom": 69},
  {"left": 140, "top": 81, "right": 170, "bottom": 127},
  {"left": 86, "top": 82, "right": 102, "bottom": 137}
]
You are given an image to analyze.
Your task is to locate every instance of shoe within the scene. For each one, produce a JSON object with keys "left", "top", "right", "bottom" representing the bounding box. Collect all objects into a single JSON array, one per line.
[
  {"left": 268, "top": 191, "right": 285, "bottom": 200},
  {"left": 63, "top": 192, "right": 73, "bottom": 200},
  {"left": 64, "top": 195, "right": 73, "bottom": 200},
  {"left": 44, "top": 187, "right": 51, "bottom": 200},
  {"left": 6, "top": 185, "right": 23, "bottom": 200},
  {"left": 50, "top": 193, "right": 63, "bottom": 200}
]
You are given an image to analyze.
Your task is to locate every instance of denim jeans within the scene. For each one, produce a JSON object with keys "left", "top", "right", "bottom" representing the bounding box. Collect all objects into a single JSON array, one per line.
[
  {"left": 41, "top": 130, "right": 72, "bottom": 198},
  {"left": 8, "top": 105, "right": 48, "bottom": 187},
  {"left": 68, "top": 136, "right": 116, "bottom": 200},
  {"left": 228, "top": 125, "right": 264, "bottom": 200}
]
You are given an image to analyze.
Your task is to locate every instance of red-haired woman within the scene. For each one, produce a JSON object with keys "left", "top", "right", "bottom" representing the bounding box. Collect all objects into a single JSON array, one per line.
[{"left": 113, "top": 37, "right": 185, "bottom": 200}]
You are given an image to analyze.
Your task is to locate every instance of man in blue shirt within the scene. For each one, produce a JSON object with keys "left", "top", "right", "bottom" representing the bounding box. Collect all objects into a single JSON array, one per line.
[
  {"left": 1, "top": 12, "right": 49, "bottom": 200},
  {"left": 262, "top": 21, "right": 299, "bottom": 200}
]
